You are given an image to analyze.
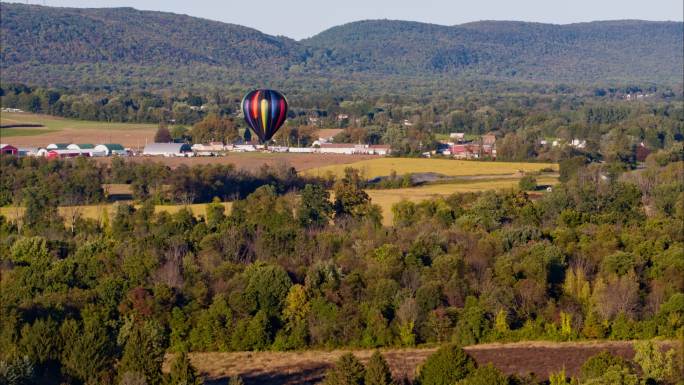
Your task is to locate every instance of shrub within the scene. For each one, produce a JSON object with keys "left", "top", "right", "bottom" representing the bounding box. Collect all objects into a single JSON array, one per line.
[
  {"left": 166, "top": 351, "right": 202, "bottom": 385},
  {"left": 324, "top": 353, "right": 365, "bottom": 385},
  {"left": 365, "top": 351, "right": 393, "bottom": 385},
  {"left": 518, "top": 176, "right": 537, "bottom": 191},
  {"left": 633, "top": 340, "right": 678, "bottom": 383},
  {"left": 457, "top": 363, "right": 508, "bottom": 385},
  {"left": 580, "top": 351, "right": 630, "bottom": 381},
  {"left": 582, "top": 365, "right": 638, "bottom": 385},
  {"left": 415, "top": 345, "right": 475, "bottom": 385}
]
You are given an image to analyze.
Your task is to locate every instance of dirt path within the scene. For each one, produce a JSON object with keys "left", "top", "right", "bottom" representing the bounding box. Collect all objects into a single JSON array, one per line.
[{"left": 168, "top": 340, "right": 676, "bottom": 385}]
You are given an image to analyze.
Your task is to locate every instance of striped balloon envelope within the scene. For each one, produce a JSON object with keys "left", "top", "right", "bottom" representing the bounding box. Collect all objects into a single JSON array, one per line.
[{"left": 241, "top": 89, "right": 288, "bottom": 143}]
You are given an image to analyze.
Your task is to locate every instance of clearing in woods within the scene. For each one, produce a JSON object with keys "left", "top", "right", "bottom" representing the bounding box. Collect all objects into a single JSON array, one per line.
[
  {"left": 0, "top": 112, "right": 157, "bottom": 147},
  {"left": 304, "top": 157, "right": 557, "bottom": 179},
  {"left": 369, "top": 175, "right": 558, "bottom": 225},
  {"left": 163, "top": 340, "right": 677, "bottom": 385}
]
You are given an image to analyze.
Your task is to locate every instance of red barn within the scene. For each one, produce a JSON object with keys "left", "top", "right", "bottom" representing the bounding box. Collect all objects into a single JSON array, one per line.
[{"left": 0, "top": 144, "right": 18, "bottom": 156}]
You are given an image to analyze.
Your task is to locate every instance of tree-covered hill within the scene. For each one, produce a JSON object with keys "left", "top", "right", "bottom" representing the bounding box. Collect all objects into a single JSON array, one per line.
[
  {"left": 303, "top": 19, "right": 683, "bottom": 83},
  {"left": 0, "top": 4, "right": 301, "bottom": 68},
  {"left": 1, "top": 3, "right": 682, "bottom": 90}
]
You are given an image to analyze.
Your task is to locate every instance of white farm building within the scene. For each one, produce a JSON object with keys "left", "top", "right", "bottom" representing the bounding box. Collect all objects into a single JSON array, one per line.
[{"left": 143, "top": 143, "right": 192, "bottom": 157}]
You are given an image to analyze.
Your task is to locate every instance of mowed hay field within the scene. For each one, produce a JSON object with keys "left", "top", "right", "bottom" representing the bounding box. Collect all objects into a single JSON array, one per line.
[
  {"left": 369, "top": 176, "right": 558, "bottom": 225},
  {"left": 304, "top": 157, "right": 557, "bottom": 179},
  {"left": 0, "top": 112, "right": 157, "bottom": 147},
  {"left": 0, "top": 202, "right": 233, "bottom": 224},
  {"left": 165, "top": 340, "right": 677, "bottom": 385}
]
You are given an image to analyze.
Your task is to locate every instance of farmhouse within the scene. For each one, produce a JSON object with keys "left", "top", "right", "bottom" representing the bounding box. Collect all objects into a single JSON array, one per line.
[
  {"left": 450, "top": 144, "right": 496, "bottom": 159},
  {"left": 0, "top": 144, "right": 18, "bottom": 155},
  {"left": 143, "top": 143, "right": 192, "bottom": 156},
  {"left": 94, "top": 144, "right": 127, "bottom": 156}
]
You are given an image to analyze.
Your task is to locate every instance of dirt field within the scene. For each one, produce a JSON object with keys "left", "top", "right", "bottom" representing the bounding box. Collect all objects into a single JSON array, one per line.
[
  {"left": 94, "top": 153, "right": 377, "bottom": 172},
  {"left": 0, "top": 112, "right": 157, "bottom": 147},
  {"left": 166, "top": 340, "right": 677, "bottom": 385}
]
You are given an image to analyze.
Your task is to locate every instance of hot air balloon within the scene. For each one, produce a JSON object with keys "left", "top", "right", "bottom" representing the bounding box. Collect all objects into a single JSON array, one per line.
[{"left": 241, "top": 89, "right": 288, "bottom": 143}]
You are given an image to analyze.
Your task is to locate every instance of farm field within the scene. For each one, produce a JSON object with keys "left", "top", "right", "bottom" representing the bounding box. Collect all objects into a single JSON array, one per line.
[
  {"left": 0, "top": 112, "right": 157, "bottom": 147},
  {"left": 304, "top": 157, "right": 557, "bottom": 179},
  {"left": 95, "top": 152, "right": 378, "bottom": 172},
  {"left": 0, "top": 202, "right": 233, "bottom": 224},
  {"left": 163, "top": 340, "right": 677, "bottom": 385},
  {"left": 369, "top": 175, "right": 558, "bottom": 225}
]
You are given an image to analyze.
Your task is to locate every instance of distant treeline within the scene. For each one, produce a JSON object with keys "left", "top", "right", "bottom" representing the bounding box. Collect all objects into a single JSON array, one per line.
[
  {"left": 0, "top": 156, "right": 320, "bottom": 207},
  {"left": 2, "top": 82, "right": 683, "bottom": 160}
]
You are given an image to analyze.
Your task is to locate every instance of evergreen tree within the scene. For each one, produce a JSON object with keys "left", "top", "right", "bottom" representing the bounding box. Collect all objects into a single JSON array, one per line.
[{"left": 364, "top": 351, "right": 393, "bottom": 385}]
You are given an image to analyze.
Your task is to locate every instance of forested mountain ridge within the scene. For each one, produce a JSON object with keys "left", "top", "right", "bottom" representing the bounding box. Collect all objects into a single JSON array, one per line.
[
  {"left": 0, "top": 4, "right": 301, "bottom": 67},
  {"left": 303, "top": 19, "right": 683, "bottom": 82},
  {"left": 1, "top": 3, "right": 682, "bottom": 90}
]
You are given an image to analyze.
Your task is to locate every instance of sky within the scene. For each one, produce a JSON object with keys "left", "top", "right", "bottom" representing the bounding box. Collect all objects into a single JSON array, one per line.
[{"left": 14, "top": 0, "right": 684, "bottom": 40}]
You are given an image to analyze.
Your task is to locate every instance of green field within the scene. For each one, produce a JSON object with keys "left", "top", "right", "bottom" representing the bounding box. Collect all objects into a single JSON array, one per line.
[
  {"left": 0, "top": 127, "right": 56, "bottom": 137},
  {"left": 304, "top": 157, "right": 557, "bottom": 179},
  {"left": 0, "top": 112, "right": 156, "bottom": 131}
]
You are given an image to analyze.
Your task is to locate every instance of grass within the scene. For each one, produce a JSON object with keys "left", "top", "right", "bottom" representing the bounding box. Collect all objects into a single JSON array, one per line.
[
  {"left": 369, "top": 176, "right": 558, "bottom": 225},
  {"left": 0, "top": 202, "right": 233, "bottom": 224},
  {"left": 0, "top": 112, "right": 157, "bottom": 138},
  {"left": 0, "top": 128, "right": 56, "bottom": 137},
  {"left": 162, "top": 340, "right": 676, "bottom": 384},
  {"left": 304, "top": 157, "right": 557, "bottom": 179}
]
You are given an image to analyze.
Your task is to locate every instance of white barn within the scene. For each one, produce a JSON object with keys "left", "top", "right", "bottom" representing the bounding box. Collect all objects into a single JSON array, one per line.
[
  {"left": 94, "top": 144, "right": 127, "bottom": 156},
  {"left": 143, "top": 143, "right": 192, "bottom": 156}
]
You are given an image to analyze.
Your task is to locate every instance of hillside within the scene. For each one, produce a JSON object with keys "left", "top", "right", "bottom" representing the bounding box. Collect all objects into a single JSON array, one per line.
[
  {"left": 303, "top": 19, "right": 683, "bottom": 83},
  {"left": 1, "top": 3, "right": 682, "bottom": 90}
]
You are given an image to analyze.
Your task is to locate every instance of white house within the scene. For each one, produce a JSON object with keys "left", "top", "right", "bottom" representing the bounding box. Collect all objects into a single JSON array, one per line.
[
  {"left": 94, "top": 144, "right": 127, "bottom": 156},
  {"left": 143, "top": 143, "right": 192, "bottom": 156}
]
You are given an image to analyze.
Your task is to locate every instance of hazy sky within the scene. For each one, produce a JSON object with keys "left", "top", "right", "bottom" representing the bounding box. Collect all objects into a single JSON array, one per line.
[{"left": 15, "top": 0, "right": 684, "bottom": 39}]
